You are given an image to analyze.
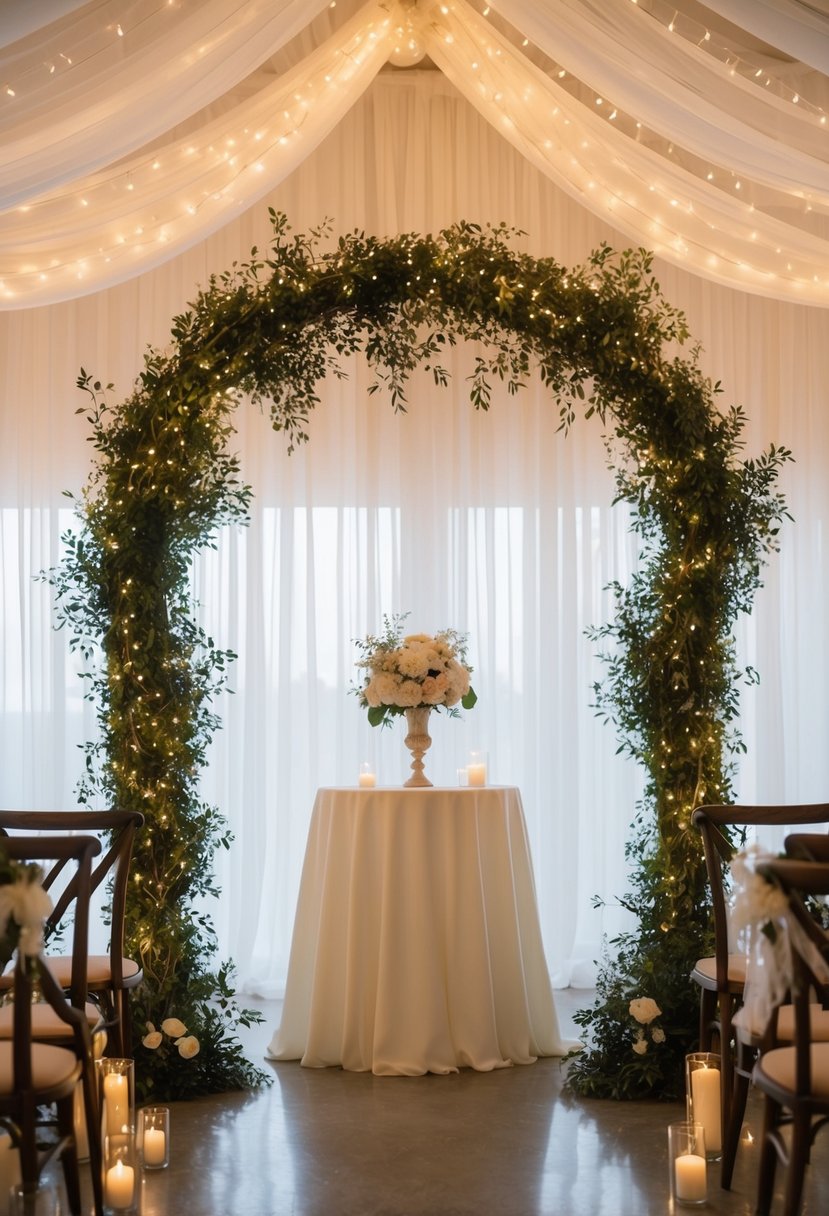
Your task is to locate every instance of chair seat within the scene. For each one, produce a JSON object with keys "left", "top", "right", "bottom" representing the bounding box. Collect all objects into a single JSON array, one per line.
[
  {"left": 0, "top": 1002, "right": 101, "bottom": 1040},
  {"left": 44, "top": 955, "right": 141, "bottom": 987},
  {"left": 0, "top": 1041, "right": 80, "bottom": 1094},
  {"left": 691, "top": 953, "right": 747, "bottom": 989},
  {"left": 756, "top": 1042, "right": 829, "bottom": 1097},
  {"left": 775, "top": 1003, "right": 829, "bottom": 1043}
]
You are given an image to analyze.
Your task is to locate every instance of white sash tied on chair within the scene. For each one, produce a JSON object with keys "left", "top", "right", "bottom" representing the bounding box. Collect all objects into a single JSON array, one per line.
[
  {"left": 0, "top": 877, "right": 53, "bottom": 956},
  {"left": 731, "top": 847, "right": 829, "bottom": 1036}
]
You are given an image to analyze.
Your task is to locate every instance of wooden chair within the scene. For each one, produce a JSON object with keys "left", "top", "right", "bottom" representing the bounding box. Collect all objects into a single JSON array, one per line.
[
  {"left": 0, "top": 811, "right": 144, "bottom": 1056},
  {"left": 752, "top": 857, "right": 829, "bottom": 1216},
  {"left": 691, "top": 802, "right": 829, "bottom": 1188},
  {"left": 0, "top": 835, "right": 104, "bottom": 1216},
  {"left": 785, "top": 832, "right": 829, "bottom": 863}
]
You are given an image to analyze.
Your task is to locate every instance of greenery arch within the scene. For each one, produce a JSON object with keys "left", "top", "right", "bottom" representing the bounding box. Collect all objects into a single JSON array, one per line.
[{"left": 52, "top": 214, "right": 789, "bottom": 1101}]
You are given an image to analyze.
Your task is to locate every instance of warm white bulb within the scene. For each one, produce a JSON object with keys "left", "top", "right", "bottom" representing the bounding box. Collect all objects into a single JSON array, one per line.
[{"left": 388, "top": 35, "right": 426, "bottom": 67}]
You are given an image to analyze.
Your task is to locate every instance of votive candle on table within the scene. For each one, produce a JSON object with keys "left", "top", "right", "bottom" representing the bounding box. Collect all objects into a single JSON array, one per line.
[
  {"left": 358, "top": 762, "right": 376, "bottom": 788},
  {"left": 467, "top": 751, "right": 487, "bottom": 786},
  {"left": 686, "top": 1052, "right": 722, "bottom": 1157}
]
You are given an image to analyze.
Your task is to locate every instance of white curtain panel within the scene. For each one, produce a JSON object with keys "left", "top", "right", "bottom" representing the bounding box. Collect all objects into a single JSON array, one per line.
[{"left": 2, "top": 69, "right": 829, "bottom": 994}]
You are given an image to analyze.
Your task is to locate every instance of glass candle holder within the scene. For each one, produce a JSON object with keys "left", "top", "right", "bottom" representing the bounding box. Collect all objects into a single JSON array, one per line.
[
  {"left": 467, "top": 750, "right": 488, "bottom": 786},
  {"left": 358, "top": 761, "right": 376, "bottom": 788},
  {"left": 8, "top": 1185, "right": 60, "bottom": 1216},
  {"left": 97, "top": 1058, "right": 135, "bottom": 1140},
  {"left": 685, "top": 1051, "right": 722, "bottom": 1160},
  {"left": 103, "top": 1131, "right": 140, "bottom": 1214},
  {"left": 138, "top": 1106, "right": 170, "bottom": 1170},
  {"left": 668, "top": 1121, "right": 707, "bottom": 1207}
]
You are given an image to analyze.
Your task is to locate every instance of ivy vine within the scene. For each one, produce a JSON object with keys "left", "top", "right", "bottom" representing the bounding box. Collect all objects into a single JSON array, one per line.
[{"left": 50, "top": 214, "right": 790, "bottom": 1100}]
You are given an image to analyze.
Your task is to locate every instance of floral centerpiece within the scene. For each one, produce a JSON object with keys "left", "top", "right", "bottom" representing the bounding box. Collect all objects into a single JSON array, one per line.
[{"left": 354, "top": 613, "right": 477, "bottom": 727}]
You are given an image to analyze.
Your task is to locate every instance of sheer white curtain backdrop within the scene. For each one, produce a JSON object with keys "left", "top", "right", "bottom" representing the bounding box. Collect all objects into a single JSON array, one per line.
[{"left": 2, "top": 70, "right": 829, "bottom": 995}]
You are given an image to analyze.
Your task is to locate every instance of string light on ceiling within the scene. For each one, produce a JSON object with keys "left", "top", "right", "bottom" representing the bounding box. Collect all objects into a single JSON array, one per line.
[{"left": 0, "top": 2, "right": 398, "bottom": 305}]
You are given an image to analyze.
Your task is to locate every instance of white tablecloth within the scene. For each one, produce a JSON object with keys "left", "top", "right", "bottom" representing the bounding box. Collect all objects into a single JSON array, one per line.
[{"left": 267, "top": 786, "right": 569, "bottom": 1075}]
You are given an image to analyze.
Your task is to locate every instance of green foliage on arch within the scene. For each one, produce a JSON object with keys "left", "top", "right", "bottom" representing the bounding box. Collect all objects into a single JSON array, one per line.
[{"left": 51, "top": 214, "right": 790, "bottom": 1100}]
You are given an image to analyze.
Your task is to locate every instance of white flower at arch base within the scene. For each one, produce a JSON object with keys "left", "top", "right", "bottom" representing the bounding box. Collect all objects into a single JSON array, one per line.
[
  {"left": 161, "top": 1017, "right": 187, "bottom": 1038},
  {"left": 354, "top": 613, "right": 477, "bottom": 728},
  {"left": 176, "top": 1034, "right": 200, "bottom": 1059},
  {"left": 142, "top": 1017, "right": 200, "bottom": 1059},
  {"left": 628, "top": 996, "right": 665, "bottom": 1055},
  {"left": 629, "top": 997, "right": 662, "bottom": 1025}
]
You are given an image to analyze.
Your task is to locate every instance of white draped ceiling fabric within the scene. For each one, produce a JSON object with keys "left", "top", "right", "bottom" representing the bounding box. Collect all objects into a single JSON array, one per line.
[{"left": 2, "top": 0, "right": 829, "bottom": 992}]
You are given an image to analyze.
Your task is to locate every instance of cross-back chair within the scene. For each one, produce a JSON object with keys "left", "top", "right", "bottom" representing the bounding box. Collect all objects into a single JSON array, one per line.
[
  {"left": 691, "top": 802, "right": 829, "bottom": 1188},
  {"left": 752, "top": 857, "right": 829, "bottom": 1216},
  {"left": 0, "top": 835, "right": 104, "bottom": 1216},
  {"left": 785, "top": 832, "right": 829, "bottom": 863},
  {"left": 0, "top": 811, "right": 144, "bottom": 1056}
]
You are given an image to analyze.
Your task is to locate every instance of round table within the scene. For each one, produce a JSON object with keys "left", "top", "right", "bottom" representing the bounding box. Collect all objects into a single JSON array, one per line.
[{"left": 267, "top": 785, "right": 569, "bottom": 1075}]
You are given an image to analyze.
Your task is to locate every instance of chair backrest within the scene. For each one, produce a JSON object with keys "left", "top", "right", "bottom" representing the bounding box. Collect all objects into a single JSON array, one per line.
[
  {"left": 1, "top": 835, "right": 101, "bottom": 1043},
  {"left": 0, "top": 811, "right": 143, "bottom": 986},
  {"left": 785, "top": 832, "right": 829, "bottom": 862},
  {"left": 692, "top": 804, "right": 829, "bottom": 982},
  {"left": 757, "top": 858, "right": 829, "bottom": 1094}
]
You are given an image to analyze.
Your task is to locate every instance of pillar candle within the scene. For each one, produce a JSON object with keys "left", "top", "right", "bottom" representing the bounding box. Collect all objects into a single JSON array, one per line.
[
  {"left": 105, "top": 1159, "right": 135, "bottom": 1209},
  {"left": 467, "top": 763, "right": 486, "bottom": 786},
  {"left": 143, "top": 1126, "right": 166, "bottom": 1166},
  {"left": 674, "top": 1152, "right": 706, "bottom": 1202},
  {"left": 690, "top": 1064, "right": 722, "bottom": 1153},
  {"left": 103, "top": 1072, "right": 129, "bottom": 1137}
]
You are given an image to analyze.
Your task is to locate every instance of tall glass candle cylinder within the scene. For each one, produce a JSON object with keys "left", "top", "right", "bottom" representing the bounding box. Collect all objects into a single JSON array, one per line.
[{"left": 685, "top": 1052, "right": 722, "bottom": 1160}]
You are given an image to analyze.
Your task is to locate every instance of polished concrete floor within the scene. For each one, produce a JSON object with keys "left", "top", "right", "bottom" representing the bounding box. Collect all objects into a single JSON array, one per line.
[{"left": 46, "top": 990, "right": 828, "bottom": 1215}]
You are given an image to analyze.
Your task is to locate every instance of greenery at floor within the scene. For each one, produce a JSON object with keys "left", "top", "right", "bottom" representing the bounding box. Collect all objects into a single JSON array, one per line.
[{"left": 50, "top": 214, "right": 789, "bottom": 1100}]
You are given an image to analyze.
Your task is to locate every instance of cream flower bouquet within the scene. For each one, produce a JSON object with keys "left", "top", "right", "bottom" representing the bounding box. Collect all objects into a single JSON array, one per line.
[{"left": 355, "top": 613, "right": 477, "bottom": 727}]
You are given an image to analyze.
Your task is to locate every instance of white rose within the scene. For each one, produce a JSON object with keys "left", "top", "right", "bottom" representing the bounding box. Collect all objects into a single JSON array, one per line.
[
  {"left": 632, "top": 1038, "right": 648, "bottom": 1055},
  {"left": 629, "top": 997, "right": 662, "bottom": 1025},
  {"left": 142, "top": 1030, "right": 163, "bottom": 1050},
  {"left": 651, "top": 1026, "right": 666, "bottom": 1044},
  {"left": 176, "top": 1034, "right": 200, "bottom": 1059},
  {"left": 161, "top": 1017, "right": 187, "bottom": 1038}
]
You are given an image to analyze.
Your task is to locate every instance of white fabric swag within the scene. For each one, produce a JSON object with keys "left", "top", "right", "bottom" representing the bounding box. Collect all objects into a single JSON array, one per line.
[{"left": 3, "top": 0, "right": 829, "bottom": 304}]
